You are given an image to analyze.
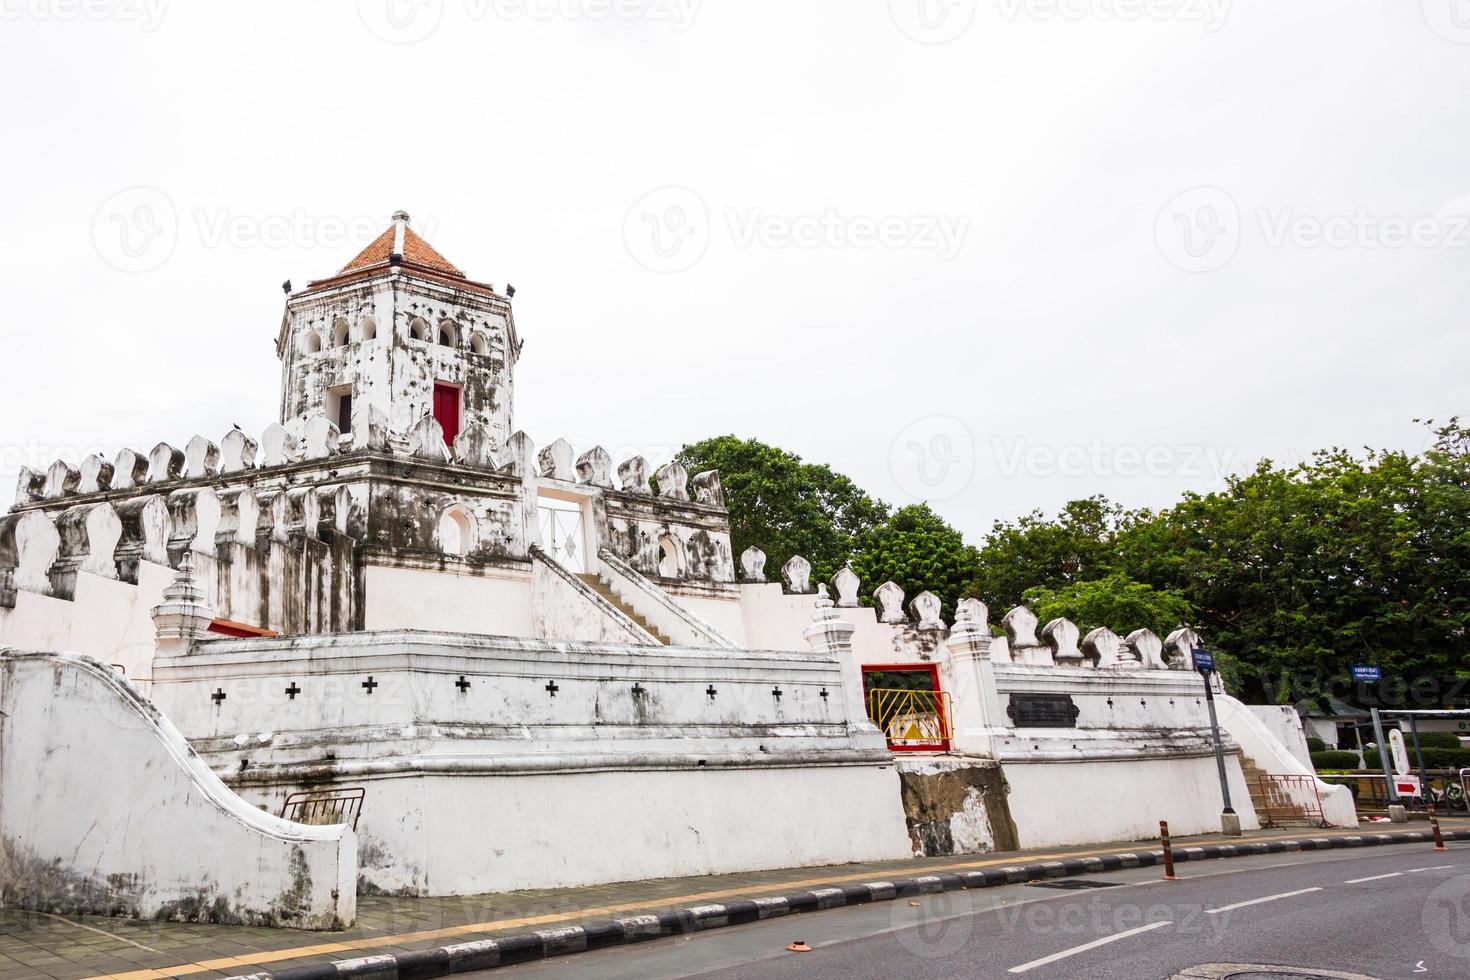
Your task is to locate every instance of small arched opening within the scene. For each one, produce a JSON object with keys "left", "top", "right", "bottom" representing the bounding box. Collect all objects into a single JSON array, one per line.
[
  {"left": 438, "top": 319, "right": 459, "bottom": 348},
  {"left": 438, "top": 505, "right": 476, "bottom": 557},
  {"left": 470, "top": 331, "right": 489, "bottom": 356},
  {"left": 658, "top": 534, "right": 682, "bottom": 579},
  {"left": 304, "top": 330, "right": 323, "bottom": 354},
  {"left": 360, "top": 316, "right": 378, "bottom": 341},
  {"left": 409, "top": 317, "right": 429, "bottom": 342},
  {"left": 332, "top": 317, "right": 350, "bottom": 347}
]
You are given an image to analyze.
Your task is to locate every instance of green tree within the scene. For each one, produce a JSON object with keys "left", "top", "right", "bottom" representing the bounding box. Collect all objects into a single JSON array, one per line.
[
  {"left": 1112, "top": 420, "right": 1470, "bottom": 701},
  {"left": 675, "top": 435, "right": 889, "bottom": 586},
  {"left": 968, "top": 495, "right": 1125, "bottom": 610},
  {"left": 849, "top": 504, "right": 980, "bottom": 620},
  {"left": 1020, "top": 572, "right": 1195, "bottom": 641}
]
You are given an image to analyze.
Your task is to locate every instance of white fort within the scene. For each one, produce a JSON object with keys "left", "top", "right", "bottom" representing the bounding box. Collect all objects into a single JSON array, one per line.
[{"left": 0, "top": 215, "right": 1352, "bottom": 929}]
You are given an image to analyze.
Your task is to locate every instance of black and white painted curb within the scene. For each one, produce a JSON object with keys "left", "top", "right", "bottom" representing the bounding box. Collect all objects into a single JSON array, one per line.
[{"left": 235, "top": 829, "right": 1468, "bottom": 979}]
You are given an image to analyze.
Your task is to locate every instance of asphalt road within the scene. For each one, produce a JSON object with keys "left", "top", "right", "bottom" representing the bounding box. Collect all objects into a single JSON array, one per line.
[{"left": 485, "top": 843, "right": 1470, "bottom": 980}]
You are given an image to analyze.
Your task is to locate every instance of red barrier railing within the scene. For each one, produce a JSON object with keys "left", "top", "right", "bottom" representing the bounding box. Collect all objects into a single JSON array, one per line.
[{"left": 1257, "top": 774, "right": 1327, "bottom": 828}]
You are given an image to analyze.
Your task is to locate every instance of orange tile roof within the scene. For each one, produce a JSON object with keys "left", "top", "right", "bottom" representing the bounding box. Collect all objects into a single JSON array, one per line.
[
  {"left": 340, "top": 225, "right": 464, "bottom": 277},
  {"left": 298, "top": 216, "right": 500, "bottom": 298}
]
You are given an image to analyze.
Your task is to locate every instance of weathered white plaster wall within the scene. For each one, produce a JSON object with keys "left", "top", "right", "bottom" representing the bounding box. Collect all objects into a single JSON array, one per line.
[
  {"left": 657, "top": 585, "right": 746, "bottom": 646},
  {"left": 0, "top": 650, "right": 354, "bottom": 928},
  {"left": 1004, "top": 753, "right": 1258, "bottom": 848},
  {"left": 0, "top": 562, "right": 171, "bottom": 686},
  {"left": 151, "top": 629, "right": 911, "bottom": 895},
  {"left": 1246, "top": 704, "right": 1314, "bottom": 768},
  {"left": 281, "top": 274, "right": 516, "bottom": 446},
  {"left": 363, "top": 562, "right": 532, "bottom": 636},
  {"left": 739, "top": 583, "right": 818, "bottom": 651}
]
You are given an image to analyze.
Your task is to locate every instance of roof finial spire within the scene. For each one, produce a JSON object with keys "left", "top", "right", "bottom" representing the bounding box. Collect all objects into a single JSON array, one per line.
[{"left": 389, "top": 210, "right": 410, "bottom": 265}]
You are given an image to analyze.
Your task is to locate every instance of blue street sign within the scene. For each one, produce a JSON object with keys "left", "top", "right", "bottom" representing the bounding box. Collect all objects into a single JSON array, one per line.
[
  {"left": 1352, "top": 665, "right": 1383, "bottom": 682},
  {"left": 1192, "top": 648, "right": 1215, "bottom": 672}
]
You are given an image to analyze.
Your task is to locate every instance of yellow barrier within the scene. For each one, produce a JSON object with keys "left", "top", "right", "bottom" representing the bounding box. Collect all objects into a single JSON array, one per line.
[{"left": 866, "top": 687, "right": 953, "bottom": 750}]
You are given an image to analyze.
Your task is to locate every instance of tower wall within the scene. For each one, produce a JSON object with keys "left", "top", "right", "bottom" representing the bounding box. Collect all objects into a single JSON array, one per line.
[{"left": 280, "top": 274, "right": 516, "bottom": 447}]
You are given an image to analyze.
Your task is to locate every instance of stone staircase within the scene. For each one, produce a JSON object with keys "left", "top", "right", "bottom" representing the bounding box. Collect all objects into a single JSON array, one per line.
[
  {"left": 1242, "top": 761, "right": 1316, "bottom": 826},
  {"left": 577, "top": 573, "right": 672, "bottom": 645}
]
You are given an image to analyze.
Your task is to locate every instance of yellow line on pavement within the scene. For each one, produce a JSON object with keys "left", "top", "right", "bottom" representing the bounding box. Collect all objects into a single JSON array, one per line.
[{"left": 86, "top": 826, "right": 1459, "bottom": 980}]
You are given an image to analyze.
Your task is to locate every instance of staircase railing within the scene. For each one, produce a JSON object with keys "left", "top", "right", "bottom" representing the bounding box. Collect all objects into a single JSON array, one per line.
[
  {"left": 597, "top": 550, "right": 740, "bottom": 649},
  {"left": 280, "top": 787, "right": 366, "bottom": 832},
  {"left": 530, "top": 547, "right": 662, "bottom": 646}
]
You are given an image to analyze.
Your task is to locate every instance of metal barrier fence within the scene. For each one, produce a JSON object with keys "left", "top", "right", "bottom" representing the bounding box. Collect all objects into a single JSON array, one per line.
[
  {"left": 866, "top": 688, "right": 953, "bottom": 752},
  {"left": 280, "top": 787, "right": 366, "bottom": 831},
  {"left": 1257, "top": 774, "right": 1327, "bottom": 828}
]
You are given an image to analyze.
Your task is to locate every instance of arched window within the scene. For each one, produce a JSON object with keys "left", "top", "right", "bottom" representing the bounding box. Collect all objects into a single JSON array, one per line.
[
  {"left": 469, "top": 331, "right": 489, "bottom": 356},
  {"left": 438, "top": 506, "right": 476, "bottom": 557},
  {"left": 409, "top": 317, "right": 429, "bottom": 342},
  {"left": 304, "top": 331, "right": 323, "bottom": 354},
  {"left": 332, "top": 317, "right": 350, "bottom": 347},
  {"left": 658, "top": 534, "right": 682, "bottom": 579},
  {"left": 438, "top": 319, "right": 459, "bottom": 348},
  {"left": 360, "top": 316, "right": 378, "bottom": 341}
]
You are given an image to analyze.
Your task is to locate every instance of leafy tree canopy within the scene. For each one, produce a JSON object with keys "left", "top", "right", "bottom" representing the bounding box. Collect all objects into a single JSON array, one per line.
[
  {"left": 680, "top": 421, "right": 1470, "bottom": 705},
  {"left": 675, "top": 435, "right": 889, "bottom": 588},
  {"left": 1021, "top": 572, "right": 1195, "bottom": 642},
  {"left": 850, "top": 504, "right": 981, "bottom": 620}
]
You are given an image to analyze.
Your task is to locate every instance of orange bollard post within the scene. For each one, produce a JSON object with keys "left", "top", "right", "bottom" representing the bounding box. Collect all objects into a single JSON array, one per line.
[
  {"left": 1161, "top": 820, "right": 1179, "bottom": 881},
  {"left": 1431, "top": 804, "right": 1448, "bottom": 852}
]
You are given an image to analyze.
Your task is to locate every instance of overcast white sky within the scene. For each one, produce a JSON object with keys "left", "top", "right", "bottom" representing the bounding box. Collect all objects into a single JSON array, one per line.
[{"left": 2, "top": 1, "right": 1467, "bottom": 542}]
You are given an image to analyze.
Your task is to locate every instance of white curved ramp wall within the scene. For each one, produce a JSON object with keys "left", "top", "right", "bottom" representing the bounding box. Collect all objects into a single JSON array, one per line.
[
  {"left": 0, "top": 650, "right": 355, "bottom": 929},
  {"left": 1218, "top": 693, "right": 1357, "bottom": 828}
]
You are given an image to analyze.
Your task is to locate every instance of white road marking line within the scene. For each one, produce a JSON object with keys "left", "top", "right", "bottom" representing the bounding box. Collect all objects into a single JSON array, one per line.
[
  {"left": 1007, "top": 921, "right": 1172, "bottom": 974},
  {"left": 1405, "top": 865, "right": 1456, "bottom": 873},
  {"left": 1205, "top": 887, "right": 1322, "bottom": 914},
  {"left": 1344, "top": 872, "right": 1402, "bottom": 884}
]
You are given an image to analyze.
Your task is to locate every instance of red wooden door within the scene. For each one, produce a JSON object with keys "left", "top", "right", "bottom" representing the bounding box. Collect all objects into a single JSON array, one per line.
[{"left": 433, "top": 383, "right": 460, "bottom": 447}]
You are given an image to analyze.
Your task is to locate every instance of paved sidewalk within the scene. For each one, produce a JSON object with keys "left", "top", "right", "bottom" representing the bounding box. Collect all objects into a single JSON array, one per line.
[{"left": 3, "top": 819, "right": 1464, "bottom": 980}]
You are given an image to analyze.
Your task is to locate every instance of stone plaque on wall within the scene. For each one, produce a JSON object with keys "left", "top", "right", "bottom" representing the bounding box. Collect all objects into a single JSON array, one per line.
[{"left": 1007, "top": 693, "right": 1080, "bottom": 728}]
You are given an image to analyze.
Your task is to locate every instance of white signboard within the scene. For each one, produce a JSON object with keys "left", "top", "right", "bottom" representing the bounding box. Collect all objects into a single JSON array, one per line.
[{"left": 1389, "top": 728, "right": 1411, "bottom": 776}]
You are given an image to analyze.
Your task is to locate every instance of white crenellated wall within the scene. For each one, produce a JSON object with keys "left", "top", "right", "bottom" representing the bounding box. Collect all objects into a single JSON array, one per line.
[
  {"left": 0, "top": 561, "right": 172, "bottom": 686},
  {"left": 0, "top": 650, "right": 355, "bottom": 928},
  {"left": 149, "top": 629, "right": 911, "bottom": 896}
]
